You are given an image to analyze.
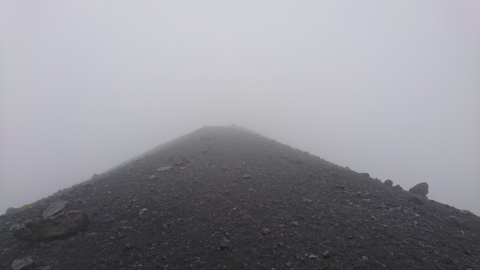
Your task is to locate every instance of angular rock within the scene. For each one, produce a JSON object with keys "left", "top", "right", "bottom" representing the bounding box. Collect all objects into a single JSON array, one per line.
[
  {"left": 11, "top": 256, "right": 34, "bottom": 270},
  {"left": 14, "top": 211, "right": 89, "bottom": 241},
  {"left": 42, "top": 200, "right": 68, "bottom": 218},
  {"left": 393, "top": 185, "right": 403, "bottom": 191},
  {"left": 409, "top": 182, "right": 429, "bottom": 197},
  {"left": 243, "top": 174, "right": 252, "bottom": 179}
]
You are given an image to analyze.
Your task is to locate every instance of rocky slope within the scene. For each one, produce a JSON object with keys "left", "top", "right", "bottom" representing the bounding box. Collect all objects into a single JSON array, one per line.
[{"left": 1, "top": 126, "right": 479, "bottom": 270}]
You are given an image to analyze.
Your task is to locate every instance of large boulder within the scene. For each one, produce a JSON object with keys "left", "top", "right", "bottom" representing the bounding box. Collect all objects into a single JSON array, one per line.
[
  {"left": 409, "top": 182, "right": 429, "bottom": 197},
  {"left": 384, "top": 179, "right": 393, "bottom": 187},
  {"left": 14, "top": 211, "right": 89, "bottom": 241}
]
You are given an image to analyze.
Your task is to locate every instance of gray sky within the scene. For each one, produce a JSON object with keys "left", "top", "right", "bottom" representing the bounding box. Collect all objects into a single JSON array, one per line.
[{"left": 1, "top": 1, "right": 479, "bottom": 215}]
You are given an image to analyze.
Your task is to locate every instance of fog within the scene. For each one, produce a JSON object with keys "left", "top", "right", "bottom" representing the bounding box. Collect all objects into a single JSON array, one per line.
[{"left": 1, "top": 1, "right": 479, "bottom": 215}]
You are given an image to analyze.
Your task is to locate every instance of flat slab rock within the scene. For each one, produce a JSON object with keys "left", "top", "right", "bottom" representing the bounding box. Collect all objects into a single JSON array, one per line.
[
  {"left": 11, "top": 256, "right": 34, "bottom": 270},
  {"left": 14, "top": 211, "right": 89, "bottom": 241},
  {"left": 42, "top": 200, "right": 68, "bottom": 218}
]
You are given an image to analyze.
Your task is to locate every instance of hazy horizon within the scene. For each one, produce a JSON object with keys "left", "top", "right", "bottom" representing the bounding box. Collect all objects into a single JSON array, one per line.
[{"left": 1, "top": 1, "right": 479, "bottom": 215}]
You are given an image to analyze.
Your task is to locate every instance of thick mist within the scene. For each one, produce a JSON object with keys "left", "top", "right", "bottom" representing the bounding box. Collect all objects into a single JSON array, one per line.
[{"left": 1, "top": 1, "right": 479, "bottom": 215}]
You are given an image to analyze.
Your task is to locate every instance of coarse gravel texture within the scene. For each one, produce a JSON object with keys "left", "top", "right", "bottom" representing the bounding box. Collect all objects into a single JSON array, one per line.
[{"left": 1, "top": 126, "right": 479, "bottom": 270}]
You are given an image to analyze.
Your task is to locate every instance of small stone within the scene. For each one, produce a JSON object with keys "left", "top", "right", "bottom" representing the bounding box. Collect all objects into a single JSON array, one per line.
[
  {"left": 408, "top": 196, "right": 423, "bottom": 205},
  {"left": 146, "top": 175, "right": 157, "bottom": 180},
  {"left": 361, "top": 256, "right": 369, "bottom": 261},
  {"left": 138, "top": 208, "right": 148, "bottom": 216},
  {"left": 290, "top": 221, "right": 299, "bottom": 227},
  {"left": 157, "top": 166, "right": 172, "bottom": 172},
  {"left": 243, "top": 174, "right": 252, "bottom": 179},
  {"left": 277, "top": 242, "right": 285, "bottom": 247},
  {"left": 12, "top": 256, "right": 34, "bottom": 270},
  {"left": 219, "top": 239, "right": 231, "bottom": 250},
  {"left": 335, "top": 185, "right": 346, "bottom": 190},
  {"left": 262, "top": 228, "right": 270, "bottom": 235},
  {"left": 308, "top": 254, "right": 318, "bottom": 259},
  {"left": 322, "top": 250, "right": 331, "bottom": 258}
]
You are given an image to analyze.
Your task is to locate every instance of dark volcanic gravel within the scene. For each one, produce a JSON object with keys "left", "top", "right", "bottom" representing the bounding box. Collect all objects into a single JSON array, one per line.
[{"left": 1, "top": 126, "right": 479, "bottom": 270}]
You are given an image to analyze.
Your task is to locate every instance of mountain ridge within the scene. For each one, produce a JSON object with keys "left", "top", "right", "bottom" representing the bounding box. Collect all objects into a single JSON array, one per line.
[{"left": 1, "top": 125, "right": 479, "bottom": 269}]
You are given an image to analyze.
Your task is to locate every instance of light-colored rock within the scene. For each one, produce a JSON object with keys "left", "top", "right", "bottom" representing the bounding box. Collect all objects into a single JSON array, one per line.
[
  {"left": 11, "top": 256, "right": 34, "bottom": 270},
  {"left": 42, "top": 200, "right": 68, "bottom": 218},
  {"left": 138, "top": 208, "right": 148, "bottom": 216},
  {"left": 157, "top": 166, "right": 172, "bottom": 172}
]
